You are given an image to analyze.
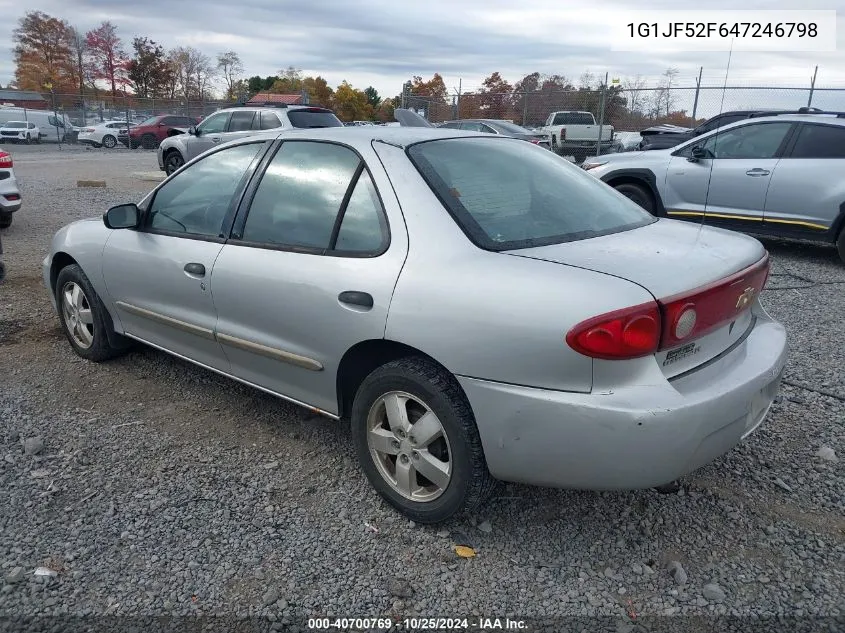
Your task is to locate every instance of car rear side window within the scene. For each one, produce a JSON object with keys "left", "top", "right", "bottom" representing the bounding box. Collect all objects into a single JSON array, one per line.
[
  {"left": 146, "top": 142, "right": 263, "bottom": 238},
  {"left": 240, "top": 141, "right": 361, "bottom": 250},
  {"left": 228, "top": 111, "right": 256, "bottom": 132},
  {"left": 287, "top": 110, "right": 344, "bottom": 128},
  {"left": 789, "top": 124, "right": 845, "bottom": 158},
  {"left": 259, "top": 112, "right": 283, "bottom": 130},
  {"left": 407, "top": 137, "right": 654, "bottom": 251},
  {"left": 334, "top": 170, "right": 387, "bottom": 253}
]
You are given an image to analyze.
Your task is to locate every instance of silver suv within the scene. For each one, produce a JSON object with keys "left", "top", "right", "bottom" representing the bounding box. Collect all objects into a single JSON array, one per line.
[
  {"left": 583, "top": 111, "right": 845, "bottom": 263},
  {"left": 157, "top": 104, "right": 343, "bottom": 174}
]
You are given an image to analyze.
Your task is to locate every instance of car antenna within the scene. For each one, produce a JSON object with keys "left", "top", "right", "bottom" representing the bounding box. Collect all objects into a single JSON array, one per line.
[{"left": 698, "top": 38, "right": 734, "bottom": 237}]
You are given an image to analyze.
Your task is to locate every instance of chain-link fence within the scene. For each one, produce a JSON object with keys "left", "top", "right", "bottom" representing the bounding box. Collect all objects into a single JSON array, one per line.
[{"left": 403, "top": 85, "right": 845, "bottom": 132}]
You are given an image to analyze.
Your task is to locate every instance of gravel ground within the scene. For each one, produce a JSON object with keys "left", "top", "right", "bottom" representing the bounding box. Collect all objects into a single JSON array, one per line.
[{"left": 1, "top": 145, "right": 844, "bottom": 633}]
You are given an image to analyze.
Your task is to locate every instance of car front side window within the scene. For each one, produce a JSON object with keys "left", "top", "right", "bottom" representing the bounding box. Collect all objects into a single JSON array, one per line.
[
  {"left": 697, "top": 122, "right": 792, "bottom": 159},
  {"left": 146, "top": 142, "right": 264, "bottom": 238},
  {"left": 197, "top": 112, "right": 230, "bottom": 135}
]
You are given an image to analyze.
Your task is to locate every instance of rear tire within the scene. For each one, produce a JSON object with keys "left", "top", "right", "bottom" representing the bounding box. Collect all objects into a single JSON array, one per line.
[
  {"left": 55, "top": 264, "right": 129, "bottom": 362},
  {"left": 615, "top": 182, "right": 656, "bottom": 215},
  {"left": 0, "top": 214, "right": 11, "bottom": 228},
  {"left": 102, "top": 134, "right": 117, "bottom": 149},
  {"left": 141, "top": 134, "right": 157, "bottom": 150},
  {"left": 164, "top": 150, "right": 185, "bottom": 175},
  {"left": 350, "top": 357, "right": 496, "bottom": 524}
]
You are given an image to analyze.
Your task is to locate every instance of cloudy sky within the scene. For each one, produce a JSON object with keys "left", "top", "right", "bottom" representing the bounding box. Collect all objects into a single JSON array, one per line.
[{"left": 1, "top": 0, "right": 843, "bottom": 102}]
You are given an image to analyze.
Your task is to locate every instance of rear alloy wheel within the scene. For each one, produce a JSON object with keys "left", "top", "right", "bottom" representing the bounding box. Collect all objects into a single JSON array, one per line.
[
  {"left": 351, "top": 357, "right": 496, "bottom": 523},
  {"left": 164, "top": 151, "right": 185, "bottom": 175},
  {"left": 102, "top": 134, "right": 117, "bottom": 149},
  {"left": 141, "top": 134, "right": 158, "bottom": 150},
  {"left": 615, "top": 182, "right": 656, "bottom": 215},
  {"left": 56, "top": 264, "right": 129, "bottom": 362}
]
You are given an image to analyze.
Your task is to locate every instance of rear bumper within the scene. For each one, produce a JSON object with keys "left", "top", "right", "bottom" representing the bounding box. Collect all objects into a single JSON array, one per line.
[
  {"left": 0, "top": 177, "right": 21, "bottom": 213},
  {"left": 459, "top": 312, "right": 787, "bottom": 489}
]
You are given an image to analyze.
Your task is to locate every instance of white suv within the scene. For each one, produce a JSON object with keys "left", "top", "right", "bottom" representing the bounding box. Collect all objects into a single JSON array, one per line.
[{"left": 157, "top": 104, "right": 343, "bottom": 174}]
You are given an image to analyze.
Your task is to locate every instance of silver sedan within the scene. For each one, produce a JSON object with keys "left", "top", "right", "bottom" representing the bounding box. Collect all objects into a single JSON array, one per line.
[{"left": 43, "top": 127, "right": 788, "bottom": 523}]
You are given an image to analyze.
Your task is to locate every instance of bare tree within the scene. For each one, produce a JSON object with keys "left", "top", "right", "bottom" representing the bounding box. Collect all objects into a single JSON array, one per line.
[
  {"left": 622, "top": 74, "right": 648, "bottom": 114},
  {"left": 654, "top": 67, "right": 680, "bottom": 117},
  {"left": 168, "top": 46, "right": 214, "bottom": 100},
  {"left": 217, "top": 50, "right": 243, "bottom": 100}
]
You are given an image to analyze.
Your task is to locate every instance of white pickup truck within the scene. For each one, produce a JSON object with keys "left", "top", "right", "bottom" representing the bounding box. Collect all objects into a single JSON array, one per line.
[{"left": 540, "top": 111, "right": 614, "bottom": 160}]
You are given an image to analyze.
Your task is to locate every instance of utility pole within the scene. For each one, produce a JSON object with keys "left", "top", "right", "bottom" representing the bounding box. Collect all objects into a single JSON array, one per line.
[
  {"left": 595, "top": 72, "right": 608, "bottom": 159},
  {"left": 457, "top": 78, "right": 462, "bottom": 119},
  {"left": 691, "top": 66, "right": 703, "bottom": 120},
  {"left": 808, "top": 65, "right": 818, "bottom": 107}
]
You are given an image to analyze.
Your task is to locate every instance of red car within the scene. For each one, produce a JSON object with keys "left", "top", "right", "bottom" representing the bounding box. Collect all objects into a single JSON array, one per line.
[{"left": 121, "top": 114, "right": 200, "bottom": 150}]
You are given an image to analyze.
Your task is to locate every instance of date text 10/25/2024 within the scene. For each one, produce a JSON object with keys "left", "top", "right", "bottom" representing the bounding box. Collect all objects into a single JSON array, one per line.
[{"left": 307, "top": 617, "right": 528, "bottom": 630}]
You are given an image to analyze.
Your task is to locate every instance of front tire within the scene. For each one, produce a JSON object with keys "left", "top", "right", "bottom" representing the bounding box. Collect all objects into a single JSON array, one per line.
[
  {"left": 102, "top": 134, "right": 117, "bottom": 149},
  {"left": 615, "top": 182, "right": 656, "bottom": 215},
  {"left": 24, "top": 134, "right": 31, "bottom": 145},
  {"left": 0, "top": 214, "right": 12, "bottom": 229},
  {"left": 164, "top": 150, "right": 185, "bottom": 175},
  {"left": 55, "top": 264, "right": 128, "bottom": 362},
  {"left": 351, "top": 357, "right": 495, "bottom": 523}
]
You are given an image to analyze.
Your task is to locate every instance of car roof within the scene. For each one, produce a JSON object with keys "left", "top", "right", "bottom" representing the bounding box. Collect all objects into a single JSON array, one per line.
[
  {"left": 224, "top": 126, "right": 507, "bottom": 148},
  {"left": 216, "top": 104, "right": 332, "bottom": 114}
]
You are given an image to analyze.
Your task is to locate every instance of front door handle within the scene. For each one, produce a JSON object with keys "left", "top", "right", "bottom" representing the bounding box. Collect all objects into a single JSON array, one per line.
[
  {"left": 211, "top": 136, "right": 221, "bottom": 143},
  {"left": 745, "top": 168, "right": 770, "bottom": 176},
  {"left": 184, "top": 262, "right": 206, "bottom": 276},
  {"left": 338, "top": 291, "right": 373, "bottom": 309}
]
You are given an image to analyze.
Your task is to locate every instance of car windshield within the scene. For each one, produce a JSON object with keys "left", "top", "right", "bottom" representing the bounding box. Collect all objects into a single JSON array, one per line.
[
  {"left": 5, "top": 122, "right": 27, "bottom": 129},
  {"left": 487, "top": 121, "right": 531, "bottom": 134},
  {"left": 407, "top": 137, "right": 654, "bottom": 251},
  {"left": 287, "top": 109, "right": 344, "bottom": 128},
  {"left": 138, "top": 116, "right": 159, "bottom": 126}
]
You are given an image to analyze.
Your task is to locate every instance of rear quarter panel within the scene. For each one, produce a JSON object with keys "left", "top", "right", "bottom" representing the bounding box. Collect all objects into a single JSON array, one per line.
[{"left": 373, "top": 140, "right": 655, "bottom": 393}]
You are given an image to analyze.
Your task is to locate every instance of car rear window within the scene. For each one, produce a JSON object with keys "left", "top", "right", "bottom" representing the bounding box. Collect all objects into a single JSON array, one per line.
[
  {"left": 287, "top": 109, "right": 343, "bottom": 128},
  {"left": 407, "top": 137, "right": 655, "bottom": 251},
  {"left": 553, "top": 112, "right": 594, "bottom": 125}
]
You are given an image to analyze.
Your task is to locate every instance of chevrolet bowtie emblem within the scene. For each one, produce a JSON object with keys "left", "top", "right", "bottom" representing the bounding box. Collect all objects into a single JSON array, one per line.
[{"left": 736, "top": 286, "right": 756, "bottom": 310}]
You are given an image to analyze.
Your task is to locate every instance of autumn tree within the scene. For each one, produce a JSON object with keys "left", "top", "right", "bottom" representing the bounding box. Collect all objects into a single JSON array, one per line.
[
  {"left": 217, "top": 51, "right": 243, "bottom": 100},
  {"left": 364, "top": 86, "right": 381, "bottom": 109},
  {"left": 126, "top": 37, "right": 172, "bottom": 98},
  {"left": 86, "top": 21, "right": 128, "bottom": 96},
  {"left": 407, "top": 73, "right": 449, "bottom": 119},
  {"left": 478, "top": 72, "right": 512, "bottom": 119},
  {"left": 375, "top": 97, "right": 396, "bottom": 122},
  {"left": 13, "top": 10, "right": 75, "bottom": 91},
  {"left": 332, "top": 81, "right": 373, "bottom": 121},
  {"left": 302, "top": 76, "right": 333, "bottom": 106},
  {"left": 269, "top": 66, "right": 304, "bottom": 94}
]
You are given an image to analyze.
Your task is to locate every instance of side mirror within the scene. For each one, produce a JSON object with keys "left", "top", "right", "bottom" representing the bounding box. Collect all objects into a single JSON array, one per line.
[
  {"left": 189, "top": 126, "right": 199, "bottom": 136},
  {"left": 688, "top": 145, "right": 707, "bottom": 162},
  {"left": 103, "top": 203, "right": 140, "bottom": 229}
]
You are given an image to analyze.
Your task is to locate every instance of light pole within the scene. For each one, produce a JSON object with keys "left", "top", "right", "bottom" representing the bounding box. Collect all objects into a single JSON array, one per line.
[{"left": 43, "top": 81, "right": 62, "bottom": 145}]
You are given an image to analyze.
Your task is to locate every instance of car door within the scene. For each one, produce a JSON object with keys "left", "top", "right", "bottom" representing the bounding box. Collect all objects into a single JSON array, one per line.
[
  {"left": 187, "top": 111, "right": 231, "bottom": 160},
  {"left": 664, "top": 121, "right": 793, "bottom": 226},
  {"left": 764, "top": 122, "right": 845, "bottom": 234},
  {"left": 101, "top": 141, "right": 268, "bottom": 371},
  {"left": 210, "top": 139, "right": 408, "bottom": 414}
]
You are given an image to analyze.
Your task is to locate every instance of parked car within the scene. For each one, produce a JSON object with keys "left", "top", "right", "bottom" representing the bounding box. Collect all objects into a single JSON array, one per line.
[
  {"left": 583, "top": 111, "right": 845, "bottom": 263},
  {"left": 0, "top": 150, "right": 21, "bottom": 228},
  {"left": 438, "top": 119, "right": 551, "bottom": 149},
  {"left": 0, "top": 121, "right": 40, "bottom": 144},
  {"left": 610, "top": 131, "right": 642, "bottom": 153},
  {"left": 0, "top": 106, "right": 74, "bottom": 142},
  {"left": 78, "top": 120, "right": 128, "bottom": 148},
  {"left": 157, "top": 104, "right": 343, "bottom": 174},
  {"left": 539, "top": 111, "right": 614, "bottom": 160},
  {"left": 639, "top": 109, "right": 793, "bottom": 151},
  {"left": 120, "top": 114, "right": 199, "bottom": 150},
  {"left": 43, "top": 125, "right": 787, "bottom": 523}
]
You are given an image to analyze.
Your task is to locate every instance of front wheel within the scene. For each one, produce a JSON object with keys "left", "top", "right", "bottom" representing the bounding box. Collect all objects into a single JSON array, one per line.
[
  {"left": 164, "top": 150, "right": 185, "bottom": 175},
  {"left": 614, "top": 182, "right": 656, "bottom": 215},
  {"left": 55, "top": 264, "right": 129, "bottom": 362},
  {"left": 351, "top": 357, "right": 496, "bottom": 523},
  {"left": 102, "top": 134, "right": 117, "bottom": 149},
  {"left": 0, "top": 214, "right": 12, "bottom": 229},
  {"left": 24, "top": 134, "right": 31, "bottom": 145}
]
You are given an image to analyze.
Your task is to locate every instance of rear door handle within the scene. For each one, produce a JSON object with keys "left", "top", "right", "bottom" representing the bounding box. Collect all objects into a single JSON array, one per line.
[
  {"left": 745, "top": 168, "right": 770, "bottom": 176},
  {"left": 184, "top": 262, "right": 205, "bottom": 276},
  {"left": 338, "top": 291, "right": 373, "bottom": 309}
]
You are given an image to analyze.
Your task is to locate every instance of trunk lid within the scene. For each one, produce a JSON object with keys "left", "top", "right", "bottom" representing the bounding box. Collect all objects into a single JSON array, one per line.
[{"left": 508, "top": 219, "right": 769, "bottom": 377}]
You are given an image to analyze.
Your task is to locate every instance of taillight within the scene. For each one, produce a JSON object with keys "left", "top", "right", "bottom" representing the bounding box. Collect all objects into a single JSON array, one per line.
[
  {"left": 659, "top": 255, "right": 770, "bottom": 349},
  {"left": 4, "top": 193, "right": 20, "bottom": 201},
  {"left": 84, "top": 128, "right": 95, "bottom": 132},
  {"left": 566, "top": 302, "right": 661, "bottom": 360},
  {"left": 529, "top": 139, "right": 540, "bottom": 144},
  {"left": 0, "top": 152, "right": 12, "bottom": 168}
]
